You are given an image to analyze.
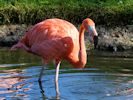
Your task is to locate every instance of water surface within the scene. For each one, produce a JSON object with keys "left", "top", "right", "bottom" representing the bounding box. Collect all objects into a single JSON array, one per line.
[{"left": 0, "top": 48, "right": 133, "bottom": 100}]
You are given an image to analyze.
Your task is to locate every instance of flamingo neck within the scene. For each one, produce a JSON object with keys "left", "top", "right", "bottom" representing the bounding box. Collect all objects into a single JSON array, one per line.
[
  {"left": 79, "top": 24, "right": 87, "bottom": 67},
  {"left": 71, "top": 24, "right": 87, "bottom": 68}
]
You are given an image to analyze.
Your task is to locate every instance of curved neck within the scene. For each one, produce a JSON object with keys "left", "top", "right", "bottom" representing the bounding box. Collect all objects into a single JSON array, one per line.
[
  {"left": 71, "top": 24, "right": 87, "bottom": 68},
  {"left": 79, "top": 24, "right": 87, "bottom": 67}
]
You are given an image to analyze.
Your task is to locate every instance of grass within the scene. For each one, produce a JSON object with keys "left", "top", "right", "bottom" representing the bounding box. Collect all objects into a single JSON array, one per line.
[{"left": 0, "top": 0, "right": 133, "bottom": 26}]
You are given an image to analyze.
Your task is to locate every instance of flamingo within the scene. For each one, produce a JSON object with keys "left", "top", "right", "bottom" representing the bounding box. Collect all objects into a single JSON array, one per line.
[
  {"left": 11, "top": 18, "right": 98, "bottom": 96},
  {"left": 81, "top": 18, "right": 98, "bottom": 49}
]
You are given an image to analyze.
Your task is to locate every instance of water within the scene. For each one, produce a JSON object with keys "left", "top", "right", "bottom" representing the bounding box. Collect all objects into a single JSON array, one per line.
[{"left": 0, "top": 48, "right": 133, "bottom": 100}]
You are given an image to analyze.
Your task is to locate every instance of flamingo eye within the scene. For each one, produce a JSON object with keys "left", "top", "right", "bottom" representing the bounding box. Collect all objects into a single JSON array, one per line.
[
  {"left": 88, "top": 26, "right": 93, "bottom": 32},
  {"left": 88, "top": 26, "right": 94, "bottom": 36}
]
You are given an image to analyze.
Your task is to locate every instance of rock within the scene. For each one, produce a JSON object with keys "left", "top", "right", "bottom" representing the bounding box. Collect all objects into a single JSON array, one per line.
[
  {"left": 131, "top": 38, "right": 133, "bottom": 42},
  {"left": 0, "top": 24, "right": 133, "bottom": 51},
  {"left": 95, "top": 26, "right": 133, "bottom": 51},
  {"left": 0, "top": 24, "right": 27, "bottom": 46},
  {"left": 126, "top": 25, "right": 133, "bottom": 32}
]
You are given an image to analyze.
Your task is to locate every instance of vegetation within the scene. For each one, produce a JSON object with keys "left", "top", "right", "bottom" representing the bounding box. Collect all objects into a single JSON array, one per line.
[{"left": 0, "top": 0, "right": 133, "bottom": 26}]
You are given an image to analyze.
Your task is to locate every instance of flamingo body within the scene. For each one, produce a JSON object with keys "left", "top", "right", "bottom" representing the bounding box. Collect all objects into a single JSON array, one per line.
[
  {"left": 20, "top": 18, "right": 84, "bottom": 66},
  {"left": 11, "top": 18, "right": 98, "bottom": 96}
]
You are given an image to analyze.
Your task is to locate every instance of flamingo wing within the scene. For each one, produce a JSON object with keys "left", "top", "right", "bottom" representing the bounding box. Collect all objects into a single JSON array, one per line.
[{"left": 30, "top": 36, "right": 73, "bottom": 63}]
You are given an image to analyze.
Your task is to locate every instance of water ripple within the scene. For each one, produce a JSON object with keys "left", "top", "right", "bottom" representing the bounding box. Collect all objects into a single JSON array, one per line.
[{"left": 0, "top": 65, "right": 132, "bottom": 100}]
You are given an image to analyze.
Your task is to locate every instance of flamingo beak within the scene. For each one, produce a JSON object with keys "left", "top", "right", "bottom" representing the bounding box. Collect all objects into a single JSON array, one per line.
[
  {"left": 93, "top": 35, "right": 98, "bottom": 49},
  {"left": 88, "top": 26, "right": 98, "bottom": 49}
]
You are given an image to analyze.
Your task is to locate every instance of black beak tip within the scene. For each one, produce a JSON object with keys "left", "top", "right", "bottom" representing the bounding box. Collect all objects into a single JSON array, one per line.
[{"left": 93, "top": 36, "right": 98, "bottom": 49}]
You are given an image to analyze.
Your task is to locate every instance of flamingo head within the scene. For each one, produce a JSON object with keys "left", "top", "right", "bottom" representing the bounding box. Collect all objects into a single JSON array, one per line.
[{"left": 87, "top": 25, "right": 98, "bottom": 49}]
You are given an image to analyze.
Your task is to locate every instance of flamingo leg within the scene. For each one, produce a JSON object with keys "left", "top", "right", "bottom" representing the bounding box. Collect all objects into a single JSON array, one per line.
[
  {"left": 38, "top": 66, "right": 45, "bottom": 82},
  {"left": 38, "top": 65, "right": 46, "bottom": 94},
  {"left": 55, "top": 61, "right": 61, "bottom": 96}
]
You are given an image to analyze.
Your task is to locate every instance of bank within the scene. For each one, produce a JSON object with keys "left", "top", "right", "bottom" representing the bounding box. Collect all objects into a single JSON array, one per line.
[{"left": 0, "top": 24, "right": 133, "bottom": 52}]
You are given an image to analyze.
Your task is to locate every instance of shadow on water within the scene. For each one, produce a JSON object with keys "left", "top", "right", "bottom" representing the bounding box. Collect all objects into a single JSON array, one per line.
[{"left": 0, "top": 48, "right": 133, "bottom": 100}]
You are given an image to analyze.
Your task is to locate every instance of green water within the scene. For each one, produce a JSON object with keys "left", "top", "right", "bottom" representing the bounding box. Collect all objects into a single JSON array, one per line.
[{"left": 0, "top": 48, "right": 133, "bottom": 100}]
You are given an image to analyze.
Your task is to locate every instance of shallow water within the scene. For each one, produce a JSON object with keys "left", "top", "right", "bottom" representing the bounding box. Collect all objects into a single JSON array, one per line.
[{"left": 0, "top": 48, "right": 133, "bottom": 100}]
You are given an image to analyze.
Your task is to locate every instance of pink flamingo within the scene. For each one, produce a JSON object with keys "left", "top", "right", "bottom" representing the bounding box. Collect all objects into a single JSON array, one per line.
[{"left": 11, "top": 18, "right": 98, "bottom": 95}]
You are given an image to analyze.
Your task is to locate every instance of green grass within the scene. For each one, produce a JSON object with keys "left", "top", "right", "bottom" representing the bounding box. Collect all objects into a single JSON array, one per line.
[{"left": 0, "top": 0, "right": 133, "bottom": 26}]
